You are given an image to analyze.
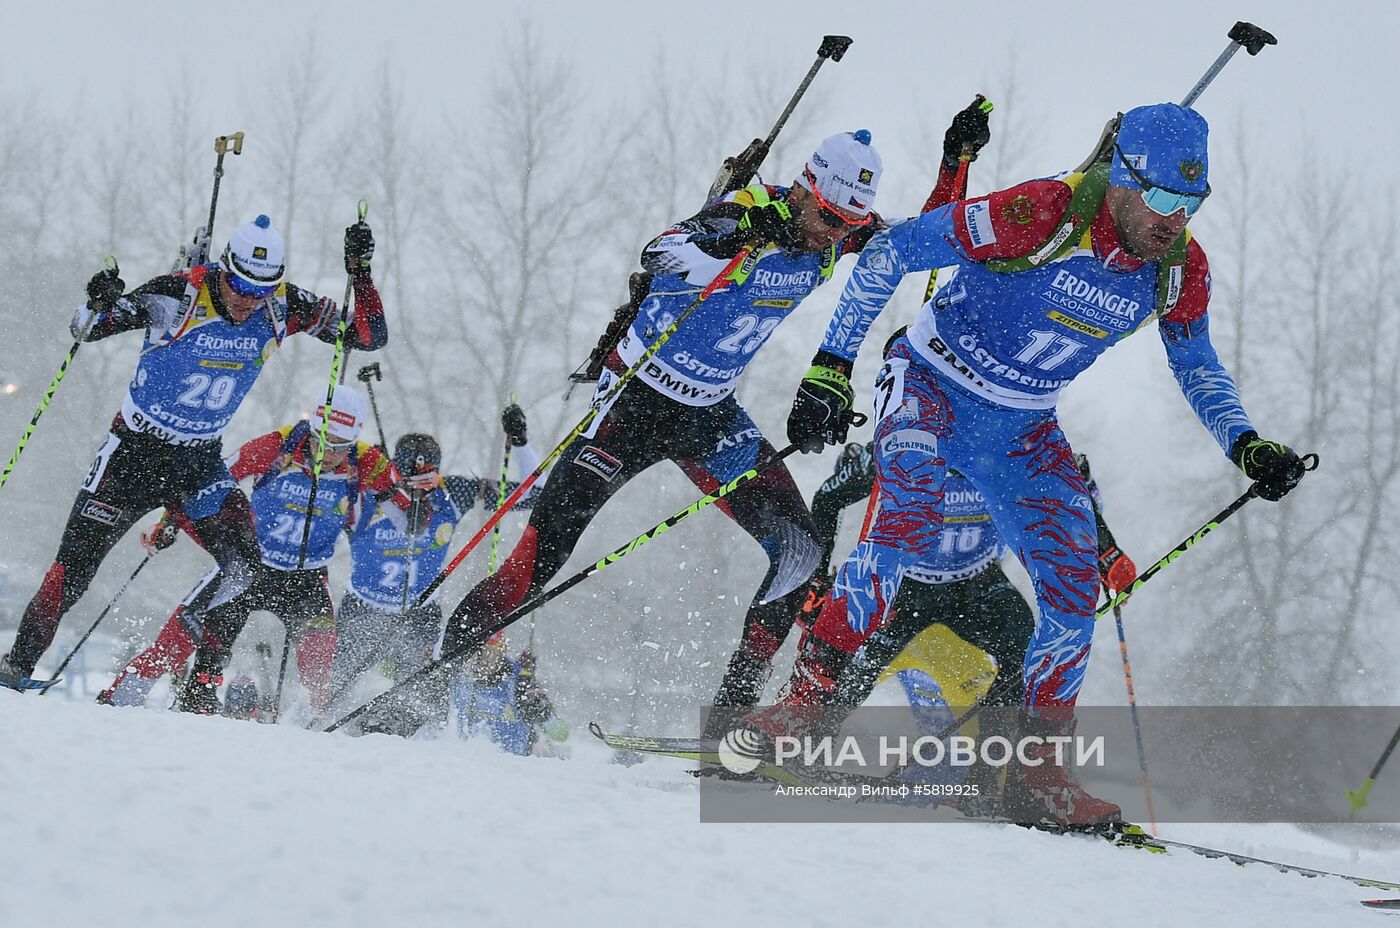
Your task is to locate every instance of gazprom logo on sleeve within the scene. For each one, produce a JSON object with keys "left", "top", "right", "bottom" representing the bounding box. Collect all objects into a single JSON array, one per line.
[
  {"left": 880, "top": 428, "right": 940, "bottom": 457},
  {"left": 964, "top": 201, "right": 997, "bottom": 248}
]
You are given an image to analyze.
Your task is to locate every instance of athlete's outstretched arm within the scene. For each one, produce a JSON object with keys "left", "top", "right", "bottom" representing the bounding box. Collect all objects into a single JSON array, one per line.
[{"left": 819, "top": 206, "right": 962, "bottom": 361}]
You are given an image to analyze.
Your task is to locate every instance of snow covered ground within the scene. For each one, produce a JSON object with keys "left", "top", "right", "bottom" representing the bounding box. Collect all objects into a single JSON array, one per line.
[{"left": 4, "top": 693, "right": 1397, "bottom": 927}]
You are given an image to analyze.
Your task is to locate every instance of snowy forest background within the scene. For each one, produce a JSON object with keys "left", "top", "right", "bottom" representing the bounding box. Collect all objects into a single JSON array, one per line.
[{"left": 0, "top": 2, "right": 1394, "bottom": 729}]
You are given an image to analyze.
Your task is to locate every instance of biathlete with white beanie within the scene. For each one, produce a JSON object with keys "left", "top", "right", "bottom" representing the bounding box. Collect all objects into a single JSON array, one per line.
[
  {"left": 0, "top": 215, "right": 388, "bottom": 691},
  {"left": 434, "top": 129, "right": 889, "bottom": 725},
  {"left": 132, "top": 386, "right": 414, "bottom": 714}
]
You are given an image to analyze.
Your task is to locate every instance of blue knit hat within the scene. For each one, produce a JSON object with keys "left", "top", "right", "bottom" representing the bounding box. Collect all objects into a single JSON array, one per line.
[{"left": 1111, "top": 103, "right": 1209, "bottom": 196}]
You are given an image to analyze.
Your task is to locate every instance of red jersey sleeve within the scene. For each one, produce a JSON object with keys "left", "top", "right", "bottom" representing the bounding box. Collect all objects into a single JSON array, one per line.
[
  {"left": 921, "top": 158, "right": 963, "bottom": 214},
  {"left": 356, "top": 443, "right": 412, "bottom": 510},
  {"left": 950, "top": 179, "right": 1076, "bottom": 262},
  {"left": 229, "top": 428, "right": 293, "bottom": 481}
]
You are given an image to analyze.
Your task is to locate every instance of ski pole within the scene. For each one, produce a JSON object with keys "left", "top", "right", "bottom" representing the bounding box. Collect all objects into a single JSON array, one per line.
[
  {"left": 0, "top": 254, "right": 117, "bottom": 491},
  {"left": 273, "top": 199, "right": 368, "bottom": 723},
  {"left": 38, "top": 552, "right": 154, "bottom": 695},
  {"left": 1105, "top": 579, "right": 1158, "bottom": 835},
  {"left": 1076, "top": 21, "right": 1277, "bottom": 171},
  {"left": 1181, "top": 21, "right": 1278, "bottom": 108},
  {"left": 1096, "top": 453, "right": 1318, "bottom": 617},
  {"left": 357, "top": 363, "right": 389, "bottom": 455},
  {"left": 708, "top": 35, "right": 853, "bottom": 199},
  {"left": 489, "top": 392, "right": 518, "bottom": 575},
  {"left": 1348, "top": 724, "right": 1400, "bottom": 814},
  {"left": 326, "top": 441, "right": 807, "bottom": 733},
  {"left": 408, "top": 244, "right": 758, "bottom": 612}
]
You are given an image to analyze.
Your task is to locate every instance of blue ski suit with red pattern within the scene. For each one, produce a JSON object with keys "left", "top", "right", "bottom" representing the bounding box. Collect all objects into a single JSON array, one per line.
[{"left": 805, "top": 174, "right": 1252, "bottom": 710}]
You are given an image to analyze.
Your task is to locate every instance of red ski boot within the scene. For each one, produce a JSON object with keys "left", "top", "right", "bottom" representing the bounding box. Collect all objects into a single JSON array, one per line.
[{"left": 1003, "top": 720, "right": 1121, "bottom": 826}]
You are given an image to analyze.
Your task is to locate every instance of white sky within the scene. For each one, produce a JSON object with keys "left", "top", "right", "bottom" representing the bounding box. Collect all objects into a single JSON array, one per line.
[{"left": 3, "top": 0, "right": 1391, "bottom": 194}]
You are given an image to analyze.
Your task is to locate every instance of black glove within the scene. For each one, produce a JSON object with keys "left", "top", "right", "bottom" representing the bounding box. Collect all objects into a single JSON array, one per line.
[
  {"left": 787, "top": 351, "right": 855, "bottom": 453},
  {"left": 514, "top": 683, "right": 553, "bottom": 724},
  {"left": 344, "top": 221, "right": 375, "bottom": 275},
  {"left": 737, "top": 200, "right": 801, "bottom": 250},
  {"left": 502, "top": 404, "right": 527, "bottom": 447},
  {"left": 943, "top": 95, "right": 993, "bottom": 168},
  {"left": 85, "top": 266, "right": 125, "bottom": 309},
  {"left": 1231, "top": 431, "right": 1306, "bottom": 502}
]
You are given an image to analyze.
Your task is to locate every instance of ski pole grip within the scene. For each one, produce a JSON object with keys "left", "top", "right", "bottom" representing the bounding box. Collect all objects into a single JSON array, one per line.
[
  {"left": 357, "top": 198, "right": 369, "bottom": 222},
  {"left": 214, "top": 131, "right": 245, "bottom": 156},
  {"left": 1229, "top": 21, "right": 1277, "bottom": 56},
  {"left": 357, "top": 362, "right": 382, "bottom": 383},
  {"left": 818, "top": 35, "right": 853, "bottom": 61}
]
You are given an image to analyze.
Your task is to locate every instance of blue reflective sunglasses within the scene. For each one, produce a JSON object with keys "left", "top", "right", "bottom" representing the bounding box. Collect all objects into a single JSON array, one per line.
[
  {"left": 1115, "top": 146, "right": 1210, "bottom": 218},
  {"left": 224, "top": 269, "right": 277, "bottom": 299}
]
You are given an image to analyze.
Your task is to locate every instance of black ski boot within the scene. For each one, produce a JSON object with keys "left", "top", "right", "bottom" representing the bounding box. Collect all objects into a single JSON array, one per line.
[
  {"left": 176, "top": 670, "right": 223, "bottom": 715},
  {"left": 703, "top": 649, "right": 773, "bottom": 740}
]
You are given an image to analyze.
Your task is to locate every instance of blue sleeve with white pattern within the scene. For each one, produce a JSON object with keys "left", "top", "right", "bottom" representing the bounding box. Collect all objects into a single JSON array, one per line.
[
  {"left": 1159, "top": 312, "right": 1255, "bottom": 458},
  {"left": 819, "top": 207, "right": 963, "bottom": 362}
]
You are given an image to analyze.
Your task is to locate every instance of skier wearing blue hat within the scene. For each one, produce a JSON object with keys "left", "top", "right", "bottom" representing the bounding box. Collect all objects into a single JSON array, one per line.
[{"left": 754, "top": 103, "right": 1307, "bottom": 826}]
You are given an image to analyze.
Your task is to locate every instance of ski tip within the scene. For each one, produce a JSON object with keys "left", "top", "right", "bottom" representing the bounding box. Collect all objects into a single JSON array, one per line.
[{"left": 1362, "top": 898, "right": 1400, "bottom": 909}]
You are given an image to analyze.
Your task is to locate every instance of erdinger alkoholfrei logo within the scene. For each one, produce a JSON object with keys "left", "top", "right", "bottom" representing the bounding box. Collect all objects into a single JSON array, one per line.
[{"left": 718, "top": 728, "right": 766, "bottom": 774}]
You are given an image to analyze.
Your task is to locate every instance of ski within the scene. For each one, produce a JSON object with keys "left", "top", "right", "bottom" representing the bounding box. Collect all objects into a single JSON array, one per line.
[
  {"left": 588, "top": 723, "right": 812, "bottom": 787},
  {"left": 1143, "top": 837, "right": 1400, "bottom": 891},
  {"left": 1363, "top": 898, "right": 1400, "bottom": 909},
  {"left": 588, "top": 723, "right": 1159, "bottom": 850},
  {"left": 590, "top": 723, "right": 1400, "bottom": 890},
  {"left": 2, "top": 675, "right": 61, "bottom": 693}
]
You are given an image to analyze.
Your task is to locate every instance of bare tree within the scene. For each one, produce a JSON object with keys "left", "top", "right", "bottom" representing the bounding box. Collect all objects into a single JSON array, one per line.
[
  {"left": 1177, "top": 140, "right": 1400, "bottom": 705},
  {"left": 423, "top": 25, "right": 629, "bottom": 467}
]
